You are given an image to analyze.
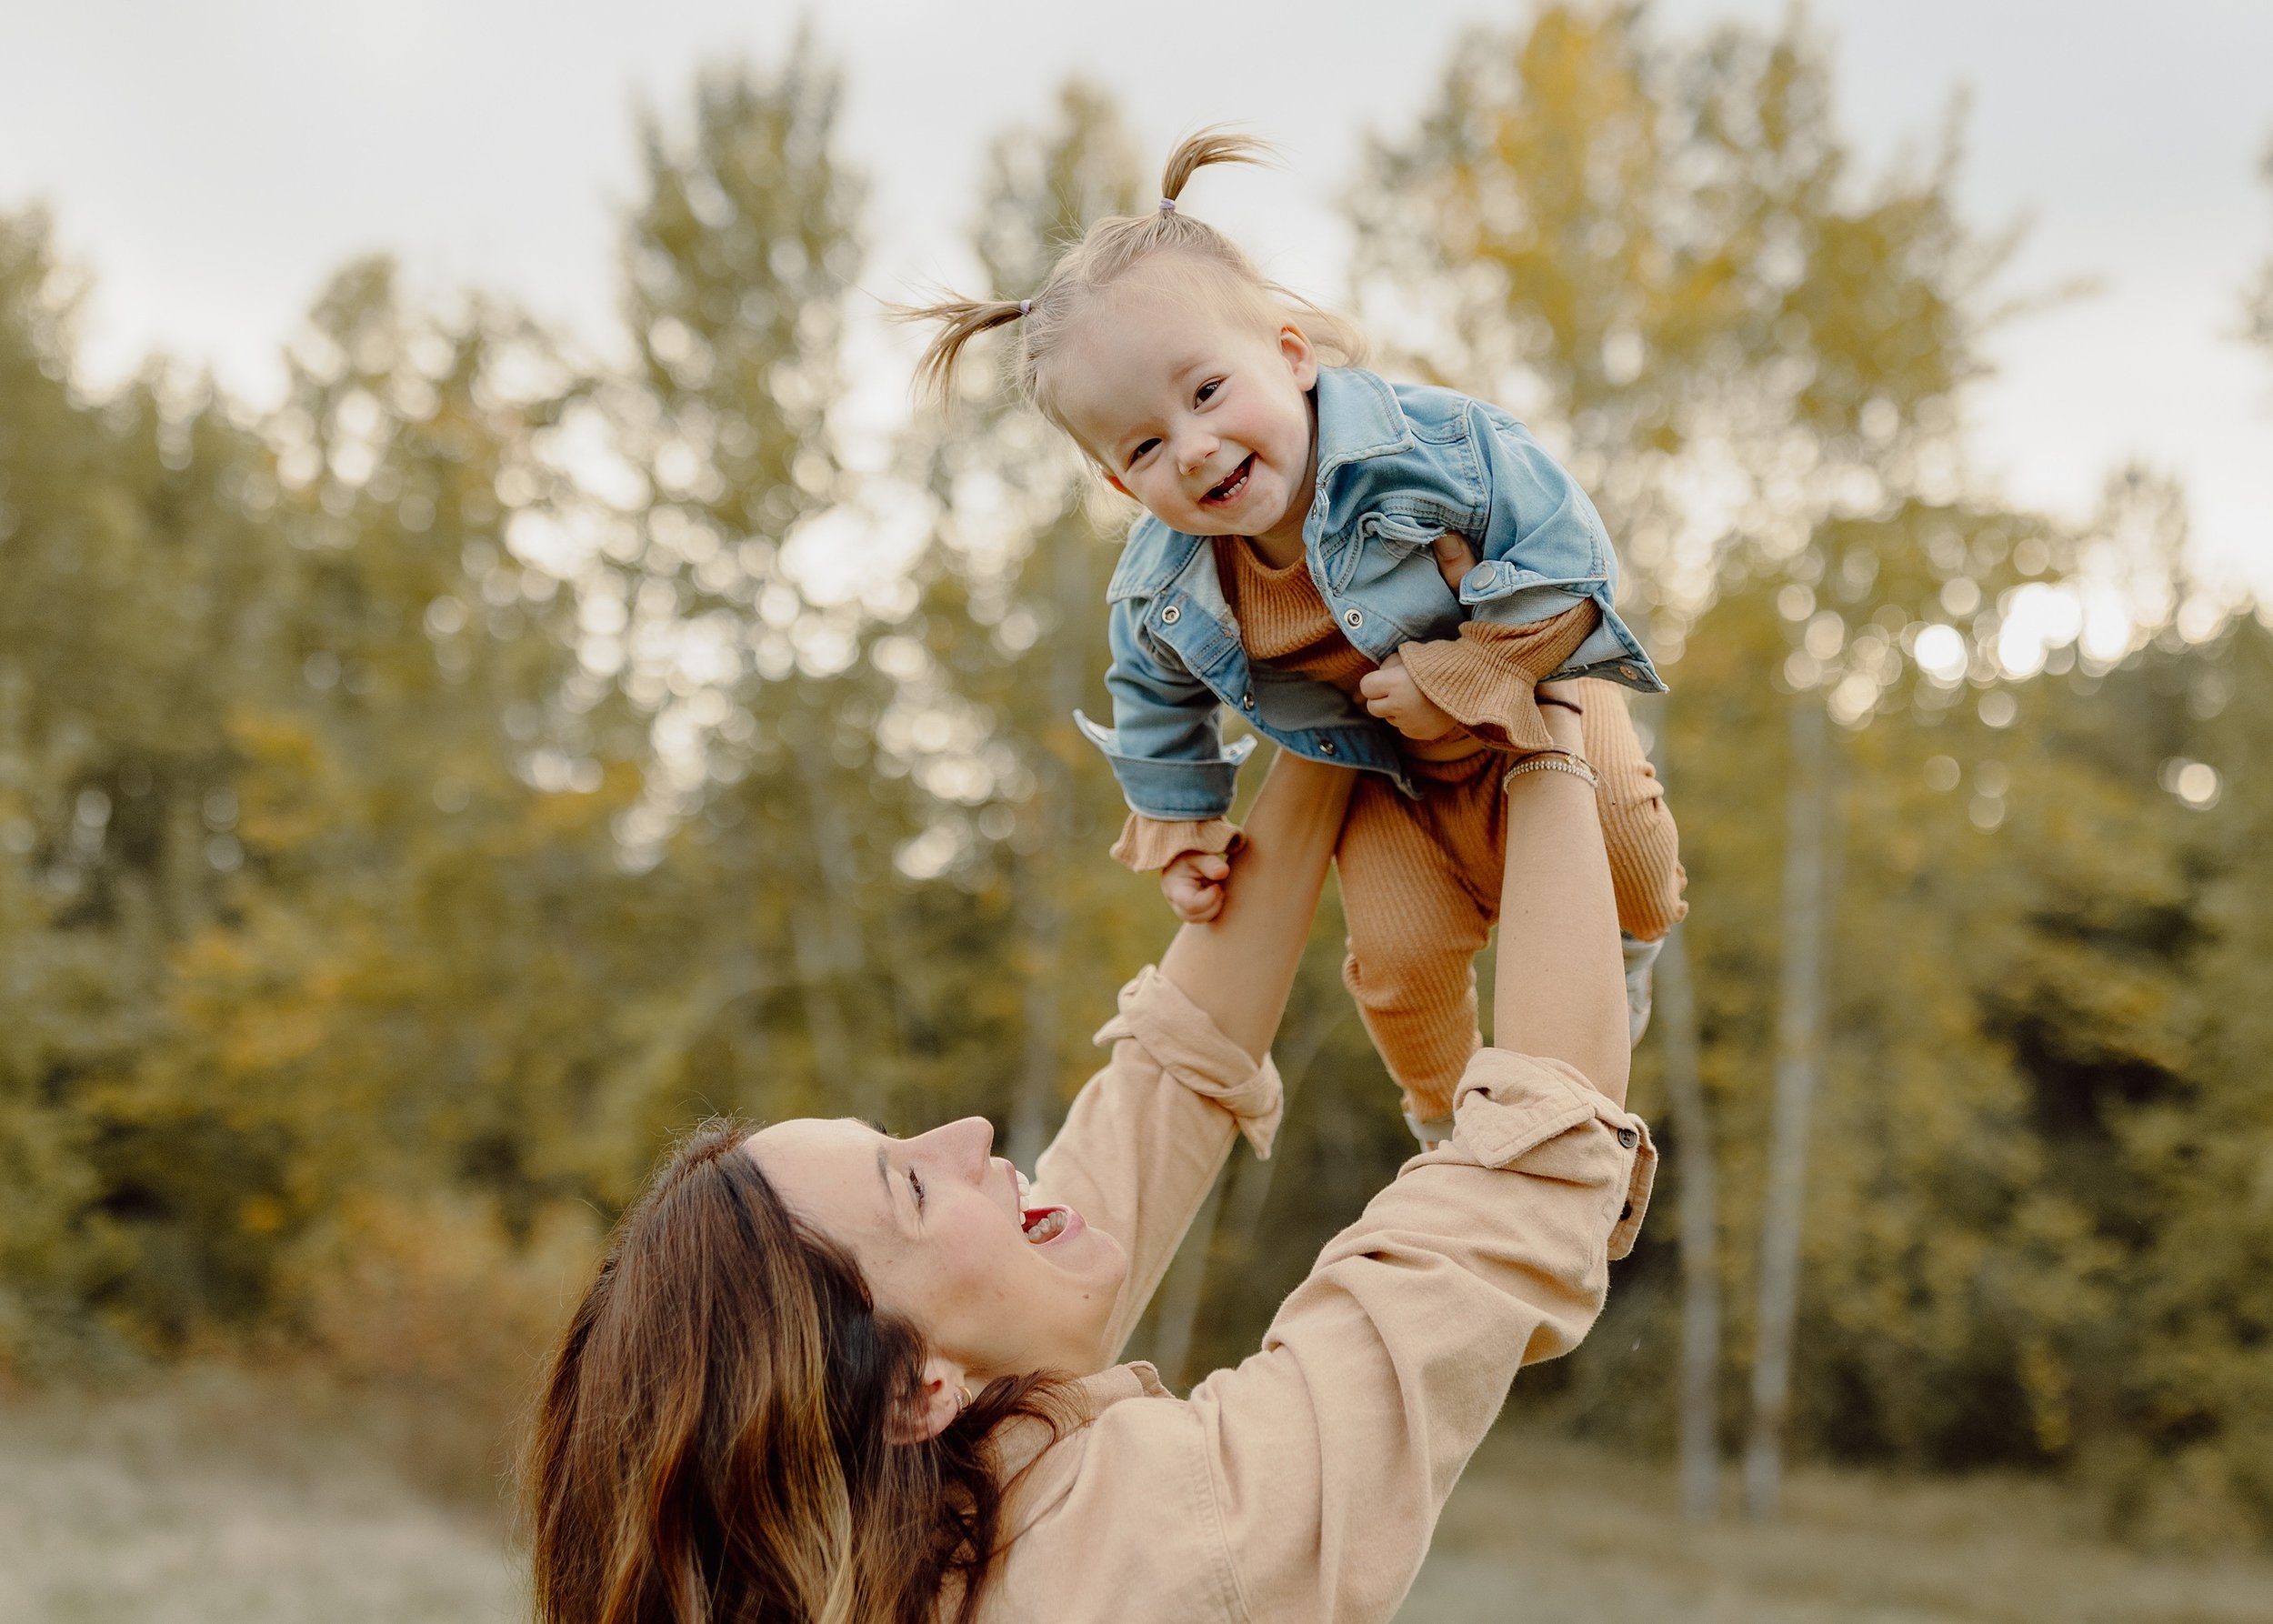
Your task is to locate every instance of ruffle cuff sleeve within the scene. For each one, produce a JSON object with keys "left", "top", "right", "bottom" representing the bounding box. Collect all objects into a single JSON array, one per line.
[
  {"left": 1109, "top": 814, "right": 1247, "bottom": 874},
  {"left": 1397, "top": 602, "right": 1602, "bottom": 756},
  {"left": 1091, "top": 964, "right": 1283, "bottom": 1158}
]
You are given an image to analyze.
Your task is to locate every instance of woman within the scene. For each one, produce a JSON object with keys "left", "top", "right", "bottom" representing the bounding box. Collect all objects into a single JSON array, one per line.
[{"left": 526, "top": 678, "right": 1656, "bottom": 1624}]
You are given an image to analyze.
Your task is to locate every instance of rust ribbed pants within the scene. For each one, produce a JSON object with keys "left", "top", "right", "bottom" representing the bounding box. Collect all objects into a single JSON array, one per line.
[{"left": 1337, "top": 679, "right": 1686, "bottom": 1123}]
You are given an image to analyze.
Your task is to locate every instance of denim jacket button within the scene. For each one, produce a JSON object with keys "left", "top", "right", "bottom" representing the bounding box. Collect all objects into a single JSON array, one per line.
[
  {"left": 1240, "top": 693, "right": 1255, "bottom": 709},
  {"left": 1342, "top": 607, "right": 1364, "bottom": 629},
  {"left": 1160, "top": 605, "right": 1181, "bottom": 626},
  {"left": 1617, "top": 663, "right": 1638, "bottom": 680},
  {"left": 1317, "top": 738, "right": 1337, "bottom": 756}
]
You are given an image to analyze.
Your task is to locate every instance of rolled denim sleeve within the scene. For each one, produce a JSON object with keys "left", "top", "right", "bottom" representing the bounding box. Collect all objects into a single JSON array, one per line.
[
  {"left": 1457, "top": 411, "right": 1617, "bottom": 628},
  {"left": 1075, "top": 595, "right": 1255, "bottom": 822},
  {"left": 1454, "top": 410, "right": 1667, "bottom": 696}
]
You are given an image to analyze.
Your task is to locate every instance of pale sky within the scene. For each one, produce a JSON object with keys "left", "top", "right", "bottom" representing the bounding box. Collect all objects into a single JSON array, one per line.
[{"left": 5, "top": 0, "right": 2269, "bottom": 596}]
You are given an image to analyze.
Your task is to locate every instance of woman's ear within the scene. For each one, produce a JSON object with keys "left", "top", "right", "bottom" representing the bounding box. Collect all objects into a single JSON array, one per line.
[
  {"left": 887, "top": 1356, "right": 973, "bottom": 1446},
  {"left": 1278, "top": 324, "right": 1318, "bottom": 390}
]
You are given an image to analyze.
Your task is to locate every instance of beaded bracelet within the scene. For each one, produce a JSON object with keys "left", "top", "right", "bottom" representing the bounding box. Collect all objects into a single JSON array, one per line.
[{"left": 1501, "top": 753, "right": 1599, "bottom": 793}]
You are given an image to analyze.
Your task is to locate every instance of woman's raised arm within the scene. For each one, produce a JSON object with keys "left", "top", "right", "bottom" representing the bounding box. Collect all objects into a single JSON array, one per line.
[
  {"left": 1030, "top": 747, "right": 1354, "bottom": 1366},
  {"left": 1490, "top": 687, "right": 1630, "bottom": 1105},
  {"left": 1158, "top": 748, "right": 1354, "bottom": 1062},
  {"left": 1158, "top": 693, "right": 1655, "bottom": 1619}
]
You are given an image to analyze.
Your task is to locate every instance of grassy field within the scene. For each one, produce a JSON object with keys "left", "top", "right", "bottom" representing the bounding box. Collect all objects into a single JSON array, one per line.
[
  {"left": 1407, "top": 1430, "right": 2273, "bottom": 1624},
  {"left": 0, "top": 1370, "right": 521, "bottom": 1624},
  {"left": 5, "top": 1371, "right": 2270, "bottom": 1623}
]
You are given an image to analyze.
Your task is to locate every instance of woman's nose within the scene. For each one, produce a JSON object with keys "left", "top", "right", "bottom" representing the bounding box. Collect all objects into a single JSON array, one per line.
[{"left": 946, "top": 1116, "right": 995, "bottom": 1179}]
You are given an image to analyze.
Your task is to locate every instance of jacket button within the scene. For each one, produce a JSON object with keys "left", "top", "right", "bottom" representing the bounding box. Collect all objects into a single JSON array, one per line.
[
  {"left": 1617, "top": 1127, "right": 1637, "bottom": 1148},
  {"left": 1617, "top": 663, "right": 1639, "bottom": 680},
  {"left": 1342, "top": 607, "right": 1364, "bottom": 629},
  {"left": 1160, "top": 605, "right": 1181, "bottom": 625},
  {"left": 1317, "top": 738, "right": 1337, "bottom": 756},
  {"left": 1240, "top": 693, "right": 1254, "bottom": 709}
]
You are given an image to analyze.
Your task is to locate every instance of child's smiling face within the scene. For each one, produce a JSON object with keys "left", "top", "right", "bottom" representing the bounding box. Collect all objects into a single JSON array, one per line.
[{"left": 1047, "top": 265, "right": 1320, "bottom": 552}]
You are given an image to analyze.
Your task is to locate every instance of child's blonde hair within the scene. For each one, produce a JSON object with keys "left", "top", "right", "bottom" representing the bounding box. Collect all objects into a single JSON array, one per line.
[{"left": 896, "top": 128, "right": 1365, "bottom": 427}]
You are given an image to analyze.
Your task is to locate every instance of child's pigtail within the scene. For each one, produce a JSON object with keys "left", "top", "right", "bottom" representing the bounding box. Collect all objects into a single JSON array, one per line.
[
  {"left": 890, "top": 295, "right": 1029, "bottom": 410},
  {"left": 1157, "top": 127, "right": 1277, "bottom": 212}
]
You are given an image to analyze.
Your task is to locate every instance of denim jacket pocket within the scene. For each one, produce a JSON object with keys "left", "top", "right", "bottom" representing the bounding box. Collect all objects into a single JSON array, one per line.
[
  {"left": 1358, "top": 510, "right": 1448, "bottom": 557},
  {"left": 1326, "top": 509, "right": 1448, "bottom": 597}
]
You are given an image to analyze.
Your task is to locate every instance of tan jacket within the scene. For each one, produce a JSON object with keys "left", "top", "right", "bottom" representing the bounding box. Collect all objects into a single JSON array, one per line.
[{"left": 969, "top": 967, "right": 1656, "bottom": 1623}]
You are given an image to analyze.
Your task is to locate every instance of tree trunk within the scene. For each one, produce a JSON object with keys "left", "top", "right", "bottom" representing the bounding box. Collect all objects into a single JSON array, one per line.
[
  {"left": 1656, "top": 920, "right": 1721, "bottom": 1521},
  {"left": 788, "top": 718, "right": 874, "bottom": 1114},
  {"left": 1008, "top": 528, "right": 1094, "bottom": 1170},
  {"left": 1148, "top": 985, "right": 1340, "bottom": 1388},
  {"left": 1145, "top": 1168, "right": 1228, "bottom": 1390},
  {"left": 1744, "top": 688, "right": 1834, "bottom": 1519},
  {"left": 1219, "top": 994, "right": 1333, "bottom": 1271}
]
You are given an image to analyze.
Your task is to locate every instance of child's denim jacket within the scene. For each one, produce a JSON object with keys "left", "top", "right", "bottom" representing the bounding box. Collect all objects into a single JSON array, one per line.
[{"left": 1074, "top": 366, "right": 1664, "bottom": 820}]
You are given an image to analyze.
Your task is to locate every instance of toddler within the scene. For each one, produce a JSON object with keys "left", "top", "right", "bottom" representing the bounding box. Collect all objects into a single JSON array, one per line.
[{"left": 903, "top": 133, "right": 1686, "bottom": 1144}]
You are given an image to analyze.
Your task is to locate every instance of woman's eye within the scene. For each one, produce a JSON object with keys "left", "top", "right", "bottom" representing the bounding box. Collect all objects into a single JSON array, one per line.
[
  {"left": 1128, "top": 438, "right": 1159, "bottom": 468},
  {"left": 908, "top": 1168, "right": 926, "bottom": 1209}
]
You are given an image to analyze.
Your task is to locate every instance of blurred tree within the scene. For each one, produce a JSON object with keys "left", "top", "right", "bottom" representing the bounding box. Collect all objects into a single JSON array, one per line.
[
  {"left": 600, "top": 35, "right": 924, "bottom": 1134},
  {"left": 900, "top": 81, "right": 1148, "bottom": 1168},
  {"left": 105, "top": 257, "right": 650, "bottom": 1328}
]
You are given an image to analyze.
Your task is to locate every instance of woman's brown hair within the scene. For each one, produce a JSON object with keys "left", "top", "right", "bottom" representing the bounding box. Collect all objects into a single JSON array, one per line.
[
  {"left": 525, "top": 1118, "right": 1078, "bottom": 1624},
  {"left": 896, "top": 126, "right": 1364, "bottom": 425}
]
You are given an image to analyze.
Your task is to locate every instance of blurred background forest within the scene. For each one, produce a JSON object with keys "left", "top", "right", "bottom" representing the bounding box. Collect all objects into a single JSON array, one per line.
[{"left": 5, "top": 3, "right": 2273, "bottom": 1613}]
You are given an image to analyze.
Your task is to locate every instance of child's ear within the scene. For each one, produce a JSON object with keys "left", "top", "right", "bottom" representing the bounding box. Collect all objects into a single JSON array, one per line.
[
  {"left": 1278, "top": 324, "right": 1319, "bottom": 390},
  {"left": 1103, "top": 471, "right": 1133, "bottom": 498}
]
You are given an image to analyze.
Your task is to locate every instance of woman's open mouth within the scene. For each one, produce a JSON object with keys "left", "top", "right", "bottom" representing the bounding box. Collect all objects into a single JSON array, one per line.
[
  {"left": 1201, "top": 455, "right": 1255, "bottom": 506},
  {"left": 1021, "top": 1205, "right": 1081, "bottom": 1245}
]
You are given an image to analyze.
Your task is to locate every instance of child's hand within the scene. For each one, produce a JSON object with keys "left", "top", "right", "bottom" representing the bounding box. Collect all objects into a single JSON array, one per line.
[
  {"left": 1358, "top": 650, "right": 1462, "bottom": 742},
  {"left": 1162, "top": 849, "right": 1233, "bottom": 923}
]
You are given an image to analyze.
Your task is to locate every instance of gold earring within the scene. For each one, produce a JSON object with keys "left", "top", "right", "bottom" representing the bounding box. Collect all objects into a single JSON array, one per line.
[{"left": 956, "top": 1384, "right": 975, "bottom": 1413}]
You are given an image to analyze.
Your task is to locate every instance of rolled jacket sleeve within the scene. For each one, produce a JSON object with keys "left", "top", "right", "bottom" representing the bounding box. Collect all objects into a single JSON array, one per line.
[
  {"left": 1179, "top": 1044, "right": 1653, "bottom": 1621},
  {"left": 1034, "top": 967, "right": 1284, "bottom": 1361}
]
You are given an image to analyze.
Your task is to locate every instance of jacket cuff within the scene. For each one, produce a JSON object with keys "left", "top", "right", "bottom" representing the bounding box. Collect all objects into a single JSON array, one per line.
[
  {"left": 1091, "top": 965, "right": 1284, "bottom": 1158},
  {"left": 1397, "top": 606, "right": 1603, "bottom": 757},
  {"left": 1109, "top": 815, "right": 1247, "bottom": 874},
  {"left": 1447, "top": 1048, "right": 1657, "bottom": 1260}
]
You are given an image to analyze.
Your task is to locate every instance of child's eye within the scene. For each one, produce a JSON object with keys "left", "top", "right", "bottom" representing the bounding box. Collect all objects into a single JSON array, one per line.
[
  {"left": 1195, "top": 378, "right": 1223, "bottom": 405},
  {"left": 1127, "top": 438, "right": 1159, "bottom": 468}
]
